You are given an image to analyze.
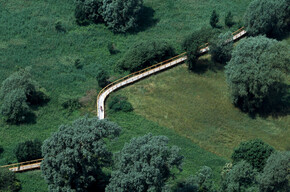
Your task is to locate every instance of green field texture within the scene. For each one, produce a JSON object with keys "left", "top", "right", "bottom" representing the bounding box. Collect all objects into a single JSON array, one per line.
[
  {"left": 116, "top": 60, "right": 290, "bottom": 158},
  {"left": 0, "top": 0, "right": 256, "bottom": 191}
]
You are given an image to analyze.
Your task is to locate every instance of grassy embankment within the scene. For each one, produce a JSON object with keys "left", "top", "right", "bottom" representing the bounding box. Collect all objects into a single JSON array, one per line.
[{"left": 0, "top": 0, "right": 253, "bottom": 191}]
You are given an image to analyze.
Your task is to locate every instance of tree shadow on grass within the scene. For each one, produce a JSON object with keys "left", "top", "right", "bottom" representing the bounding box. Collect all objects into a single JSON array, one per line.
[
  {"left": 130, "top": 6, "right": 159, "bottom": 34},
  {"left": 190, "top": 58, "right": 224, "bottom": 74}
]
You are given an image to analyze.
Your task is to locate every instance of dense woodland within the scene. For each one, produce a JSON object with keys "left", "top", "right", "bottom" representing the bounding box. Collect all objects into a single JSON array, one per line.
[{"left": 0, "top": 0, "right": 289, "bottom": 191}]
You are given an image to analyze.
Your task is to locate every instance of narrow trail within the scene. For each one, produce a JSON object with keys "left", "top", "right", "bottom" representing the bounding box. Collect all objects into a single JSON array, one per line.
[{"left": 0, "top": 28, "right": 247, "bottom": 172}]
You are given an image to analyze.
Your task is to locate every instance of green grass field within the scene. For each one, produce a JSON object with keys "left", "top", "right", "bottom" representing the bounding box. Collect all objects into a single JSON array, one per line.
[
  {"left": 116, "top": 60, "right": 290, "bottom": 158},
  {"left": 0, "top": 0, "right": 259, "bottom": 191}
]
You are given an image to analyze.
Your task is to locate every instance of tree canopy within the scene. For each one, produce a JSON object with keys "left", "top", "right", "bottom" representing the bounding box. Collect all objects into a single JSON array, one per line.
[
  {"left": 75, "top": 0, "right": 103, "bottom": 25},
  {"left": 41, "top": 117, "right": 121, "bottom": 192},
  {"left": 210, "top": 31, "right": 233, "bottom": 64},
  {"left": 221, "top": 161, "right": 258, "bottom": 192},
  {"left": 244, "top": 0, "right": 290, "bottom": 38},
  {"left": 15, "top": 139, "right": 42, "bottom": 162},
  {"left": 102, "top": 0, "right": 144, "bottom": 33},
  {"left": 106, "top": 133, "right": 183, "bottom": 192},
  {"left": 225, "top": 36, "right": 290, "bottom": 113},
  {"left": 258, "top": 151, "right": 290, "bottom": 192},
  {"left": 231, "top": 139, "right": 274, "bottom": 172},
  {"left": 117, "top": 40, "right": 175, "bottom": 72},
  {"left": 0, "top": 168, "right": 21, "bottom": 192}
]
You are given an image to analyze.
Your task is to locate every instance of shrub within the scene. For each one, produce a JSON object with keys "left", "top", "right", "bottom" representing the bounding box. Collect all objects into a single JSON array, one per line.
[
  {"left": 96, "top": 68, "right": 110, "bottom": 88},
  {"left": 107, "top": 42, "right": 118, "bottom": 55},
  {"left": 59, "top": 95, "right": 81, "bottom": 112},
  {"left": 225, "top": 11, "right": 234, "bottom": 27},
  {"left": 210, "top": 31, "right": 233, "bottom": 64},
  {"left": 108, "top": 95, "right": 133, "bottom": 112},
  {"left": 15, "top": 139, "right": 42, "bottom": 162},
  {"left": 244, "top": 0, "right": 290, "bottom": 38},
  {"left": 0, "top": 89, "right": 31, "bottom": 124},
  {"left": 182, "top": 28, "right": 218, "bottom": 71},
  {"left": 231, "top": 139, "right": 275, "bottom": 172},
  {"left": 225, "top": 36, "right": 290, "bottom": 113},
  {"left": 0, "top": 145, "right": 3, "bottom": 154},
  {"left": 55, "top": 21, "right": 66, "bottom": 33},
  {"left": 41, "top": 117, "right": 121, "bottom": 192},
  {"left": 117, "top": 40, "right": 175, "bottom": 72},
  {"left": 102, "top": 0, "right": 144, "bottom": 33},
  {"left": 210, "top": 10, "right": 219, "bottom": 28},
  {"left": 0, "top": 168, "right": 21, "bottom": 192},
  {"left": 74, "top": 58, "right": 83, "bottom": 69},
  {"left": 75, "top": 0, "right": 103, "bottom": 25}
]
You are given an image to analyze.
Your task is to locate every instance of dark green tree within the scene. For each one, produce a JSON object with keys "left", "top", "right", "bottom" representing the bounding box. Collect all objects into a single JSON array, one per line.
[
  {"left": 0, "top": 168, "right": 21, "bottom": 192},
  {"left": 0, "top": 68, "right": 37, "bottom": 103},
  {"left": 108, "top": 95, "right": 133, "bottom": 112},
  {"left": 0, "top": 89, "right": 31, "bottom": 123},
  {"left": 244, "top": 0, "right": 290, "bottom": 38},
  {"left": 225, "top": 11, "right": 234, "bottom": 27},
  {"left": 210, "top": 10, "right": 219, "bottom": 28},
  {"left": 225, "top": 36, "right": 290, "bottom": 113},
  {"left": 75, "top": 0, "right": 103, "bottom": 25},
  {"left": 106, "top": 133, "right": 183, "bottom": 192},
  {"left": 231, "top": 139, "right": 274, "bottom": 172},
  {"left": 210, "top": 31, "right": 233, "bottom": 64},
  {"left": 41, "top": 117, "right": 121, "bottom": 192},
  {"left": 102, "top": 0, "right": 144, "bottom": 33},
  {"left": 221, "top": 161, "right": 258, "bottom": 192},
  {"left": 175, "top": 166, "right": 216, "bottom": 192},
  {"left": 182, "top": 28, "right": 218, "bottom": 71},
  {"left": 258, "top": 151, "right": 290, "bottom": 192},
  {"left": 15, "top": 139, "right": 42, "bottom": 162},
  {"left": 96, "top": 68, "right": 110, "bottom": 88},
  {"left": 117, "top": 40, "right": 175, "bottom": 72}
]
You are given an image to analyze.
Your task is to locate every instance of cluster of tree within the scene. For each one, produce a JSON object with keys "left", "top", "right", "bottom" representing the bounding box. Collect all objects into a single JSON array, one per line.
[
  {"left": 117, "top": 40, "right": 176, "bottom": 72},
  {"left": 225, "top": 36, "right": 290, "bottom": 113},
  {"left": 41, "top": 116, "right": 183, "bottom": 191},
  {"left": 75, "top": 0, "right": 144, "bottom": 33},
  {"left": 244, "top": 0, "right": 290, "bottom": 39},
  {"left": 221, "top": 140, "right": 289, "bottom": 192},
  {"left": 0, "top": 68, "right": 49, "bottom": 124}
]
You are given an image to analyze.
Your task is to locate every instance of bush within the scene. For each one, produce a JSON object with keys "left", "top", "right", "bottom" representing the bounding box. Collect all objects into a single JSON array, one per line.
[
  {"left": 210, "top": 31, "right": 233, "bottom": 64},
  {"left": 74, "top": 58, "right": 83, "bottom": 69},
  {"left": 55, "top": 21, "right": 66, "bottom": 33},
  {"left": 244, "top": 0, "right": 290, "bottom": 39},
  {"left": 117, "top": 40, "right": 175, "bottom": 72},
  {"left": 0, "top": 89, "right": 31, "bottom": 124},
  {"left": 59, "top": 95, "right": 81, "bottom": 112},
  {"left": 75, "top": 0, "right": 103, "bottom": 25},
  {"left": 225, "top": 11, "right": 234, "bottom": 27},
  {"left": 15, "top": 139, "right": 42, "bottom": 162},
  {"left": 210, "top": 10, "right": 219, "bottom": 28},
  {"left": 107, "top": 42, "right": 119, "bottom": 55},
  {"left": 0, "top": 168, "right": 21, "bottom": 192},
  {"left": 182, "top": 28, "right": 218, "bottom": 71},
  {"left": 108, "top": 95, "right": 133, "bottom": 112},
  {"left": 0, "top": 145, "right": 3, "bottom": 154},
  {"left": 225, "top": 36, "right": 290, "bottom": 113},
  {"left": 102, "top": 0, "right": 144, "bottom": 33},
  {"left": 96, "top": 68, "right": 110, "bottom": 88},
  {"left": 231, "top": 139, "right": 274, "bottom": 172}
]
